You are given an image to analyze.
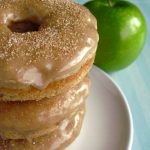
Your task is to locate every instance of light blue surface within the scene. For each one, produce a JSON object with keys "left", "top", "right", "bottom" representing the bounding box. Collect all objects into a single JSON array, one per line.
[{"left": 78, "top": 0, "right": 150, "bottom": 149}]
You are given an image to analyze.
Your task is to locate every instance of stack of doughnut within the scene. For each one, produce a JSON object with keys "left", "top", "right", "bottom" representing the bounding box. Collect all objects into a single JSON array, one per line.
[{"left": 0, "top": 0, "right": 99, "bottom": 149}]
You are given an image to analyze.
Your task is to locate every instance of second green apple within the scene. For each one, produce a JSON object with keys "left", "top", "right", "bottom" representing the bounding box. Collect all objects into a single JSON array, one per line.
[{"left": 85, "top": 0, "right": 147, "bottom": 72}]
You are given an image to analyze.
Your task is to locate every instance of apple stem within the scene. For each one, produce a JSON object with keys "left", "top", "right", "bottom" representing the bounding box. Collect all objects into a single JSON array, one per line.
[{"left": 108, "top": 0, "right": 112, "bottom": 7}]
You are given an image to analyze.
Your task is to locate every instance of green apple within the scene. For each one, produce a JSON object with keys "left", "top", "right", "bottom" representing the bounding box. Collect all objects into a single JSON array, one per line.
[{"left": 84, "top": 0, "right": 147, "bottom": 72}]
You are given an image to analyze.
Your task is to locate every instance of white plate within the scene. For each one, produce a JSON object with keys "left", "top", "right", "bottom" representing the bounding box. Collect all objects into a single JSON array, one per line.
[{"left": 68, "top": 65, "right": 133, "bottom": 150}]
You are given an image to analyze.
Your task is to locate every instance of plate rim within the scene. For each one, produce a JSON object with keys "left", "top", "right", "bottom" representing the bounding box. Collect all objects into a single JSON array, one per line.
[{"left": 92, "top": 65, "right": 134, "bottom": 150}]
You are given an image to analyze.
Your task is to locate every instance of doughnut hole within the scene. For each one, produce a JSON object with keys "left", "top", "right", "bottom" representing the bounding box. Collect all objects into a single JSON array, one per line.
[{"left": 8, "top": 18, "right": 41, "bottom": 33}]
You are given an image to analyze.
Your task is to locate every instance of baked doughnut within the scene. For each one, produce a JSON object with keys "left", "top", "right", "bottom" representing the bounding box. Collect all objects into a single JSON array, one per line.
[
  {"left": 0, "top": 77, "right": 90, "bottom": 140},
  {"left": 0, "top": 106, "right": 85, "bottom": 150},
  {"left": 0, "top": 58, "right": 94, "bottom": 101},
  {"left": 0, "top": 0, "right": 98, "bottom": 101}
]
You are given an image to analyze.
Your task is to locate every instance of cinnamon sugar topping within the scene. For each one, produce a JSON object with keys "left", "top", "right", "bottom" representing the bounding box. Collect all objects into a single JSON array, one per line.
[{"left": 0, "top": 0, "right": 99, "bottom": 89}]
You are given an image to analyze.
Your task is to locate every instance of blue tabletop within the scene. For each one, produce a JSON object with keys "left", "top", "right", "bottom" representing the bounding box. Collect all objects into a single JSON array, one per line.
[{"left": 78, "top": 0, "right": 150, "bottom": 149}]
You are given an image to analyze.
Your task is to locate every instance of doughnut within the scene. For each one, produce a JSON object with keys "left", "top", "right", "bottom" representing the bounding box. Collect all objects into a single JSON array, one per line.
[
  {"left": 0, "top": 0, "right": 99, "bottom": 149},
  {"left": 0, "top": 58, "right": 93, "bottom": 101},
  {"left": 0, "top": 77, "right": 90, "bottom": 140},
  {"left": 0, "top": 0, "right": 99, "bottom": 101},
  {"left": 0, "top": 106, "right": 85, "bottom": 150}
]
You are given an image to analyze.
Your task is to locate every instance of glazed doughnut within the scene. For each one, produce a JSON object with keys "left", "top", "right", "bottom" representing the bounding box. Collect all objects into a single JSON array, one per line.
[
  {"left": 0, "top": 58, "right": 93, "bottom": 101},
  {"left": 0, "top": 0, "right": 98, "bottom": 101},
  {"left": 0, "top": 77, "right": 90, "bottom": 140},
  {"left": 0, "top": 106, "right": 85, "bottom": 150}
]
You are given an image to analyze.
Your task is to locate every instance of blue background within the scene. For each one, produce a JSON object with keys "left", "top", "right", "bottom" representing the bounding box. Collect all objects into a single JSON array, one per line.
[{"left": 78, "top": 0, "right": 150, "bottom": 149}]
